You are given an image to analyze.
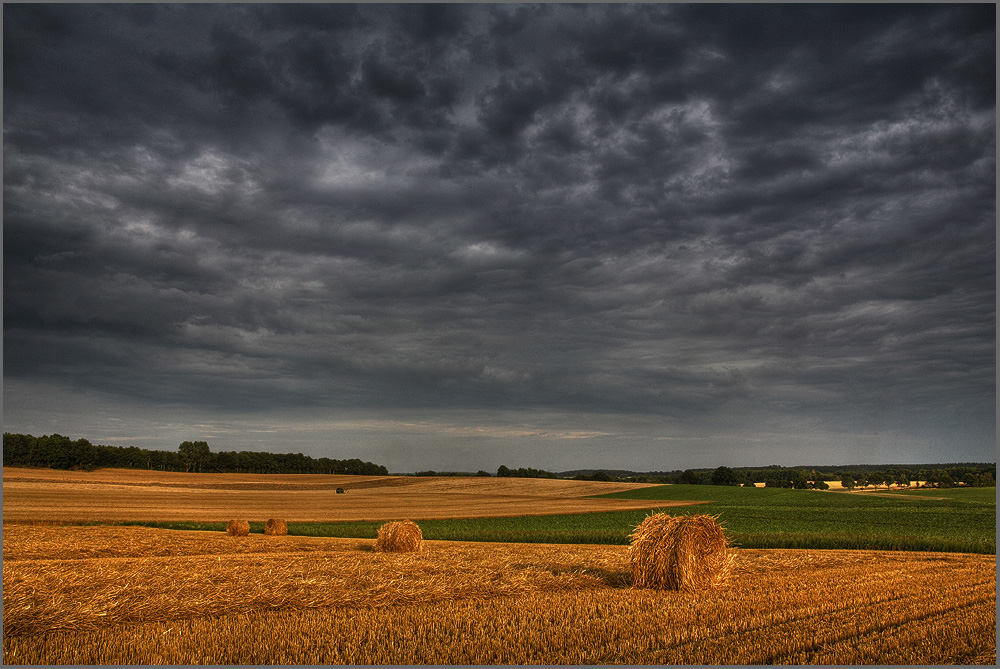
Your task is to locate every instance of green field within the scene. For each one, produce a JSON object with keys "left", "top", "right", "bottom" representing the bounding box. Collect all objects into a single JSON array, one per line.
[
  {"left": 115, "top": 485, "right": 995, "bottom": 554},
  {"left": 591, "top": 484, "right": 995, "bottom": 553}
]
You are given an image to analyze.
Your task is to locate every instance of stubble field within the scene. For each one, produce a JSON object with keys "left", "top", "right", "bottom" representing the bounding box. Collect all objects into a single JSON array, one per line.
[
  {"left": 2, "top": 468, "right": 996, "bottom": 665},
  {"left": 1, "top": 467, "right": 688, "bottom": 522}
]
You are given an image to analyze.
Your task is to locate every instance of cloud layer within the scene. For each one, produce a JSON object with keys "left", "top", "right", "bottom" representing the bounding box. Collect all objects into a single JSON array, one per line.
[{"left": 4, "top": 4, "right": 995, "bottom": 470}]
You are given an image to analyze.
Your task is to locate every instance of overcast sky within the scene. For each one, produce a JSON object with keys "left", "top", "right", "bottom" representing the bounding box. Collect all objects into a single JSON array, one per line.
[{"left": 3, "top": 4, "right": 995, "bottom": 473}]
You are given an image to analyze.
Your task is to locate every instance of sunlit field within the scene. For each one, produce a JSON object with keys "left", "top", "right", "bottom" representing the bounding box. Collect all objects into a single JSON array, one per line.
[
  {"left": 2, "top": 468, "right": 996, "bottom": 665},
  {"left": 1, "top": 467, "right": 686, "bottom": 522},
  {"left": 3, "top": 525, "right": 995, "bottom": 665}
]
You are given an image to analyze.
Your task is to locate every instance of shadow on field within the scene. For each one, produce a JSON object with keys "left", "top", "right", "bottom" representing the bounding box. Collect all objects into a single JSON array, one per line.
[{"left": 533, "top": 563, "right": 632, "bottom": 588}]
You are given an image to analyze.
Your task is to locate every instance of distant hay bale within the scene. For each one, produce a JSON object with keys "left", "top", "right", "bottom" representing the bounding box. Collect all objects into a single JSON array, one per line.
[
  {"left": 264, "top": 518, "right": 288, "bottom": 536},
  {"left": 374, "top": 520, "right": 423, "bottom": 553},
  {"left": 226, "top": 519, "right": 250, "bottom": 537},
  {"left": 628, "top": 512, "right": 733, "bottom": 591}
]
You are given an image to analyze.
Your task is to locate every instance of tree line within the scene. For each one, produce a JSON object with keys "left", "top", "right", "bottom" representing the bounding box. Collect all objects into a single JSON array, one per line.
[
  {"left": 5, "top": 432, "right": 992, "bottom": 486},
  {"left": 408, "top": 466, "right": 560, "bottom": 479},
  {"left": 573, "top": 464, "right": 995, "bottom": 488},
  {"left": 2, "top": 433, "right": 389, "bottom": 476},
  {"left": 496, "top": 465, "right": 558, "bottom": 479}
]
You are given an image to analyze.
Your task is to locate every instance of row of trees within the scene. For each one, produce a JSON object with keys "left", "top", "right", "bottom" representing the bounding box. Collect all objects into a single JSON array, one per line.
[
  {"left": 496, "top": 465, "right": 558, "bottom": 479},
  {"left": 416, "top": 464, "right": 995, "bottom": 487},
  {"left": 564, "top": 464, "right": 995, "bottom": 489},
  {"left": 7, "top": 433, "right": 991, "bottom": 486},
  {"left": 2, "top": 433, "right": 389, "bottom": 476},
  {"left": 572, "top": 471, "right": 617, "bottom": 482},
  {"left": 670, "top": 466, "right": 829, "bottom": 489},
  {"left": 838, "top": 468, "right": 994, "bottom": 489},
  {"left": 652, "top": 465, "right": 995, "bottom": 488}
]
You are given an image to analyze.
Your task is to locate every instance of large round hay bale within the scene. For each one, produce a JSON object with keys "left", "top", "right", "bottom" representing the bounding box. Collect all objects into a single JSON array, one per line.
[
  {"left": 628, "top": 512, "right": 732, "bottom": 591},
  {"left": 264, "top": 518, "right": 288, "bottom": 536},
  {"left": 226, "top": 519, "right": 250, "bottom": 536},
  {"left": 374, "top": 520, "right": 423, "bottom": 553}
]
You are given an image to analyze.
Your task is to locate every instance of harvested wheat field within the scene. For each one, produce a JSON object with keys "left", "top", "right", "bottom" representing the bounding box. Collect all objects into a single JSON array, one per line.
[
  {"left": 1, "top": 467, "right": 690, "bottom": 523},
  {"left": 3, "top": 525, "right": 995, "bottom": 665}
]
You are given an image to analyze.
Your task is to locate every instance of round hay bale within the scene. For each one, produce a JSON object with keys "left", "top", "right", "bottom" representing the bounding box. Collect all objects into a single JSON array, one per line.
[
  {"left": 226, "top": 519, "right": 250, "bottom": 537},
  {"left": 627, "top": 512, "right": 732, "bottom": 591},
  {"left": 374, "top": 520, "right": 423, "bottom": 553},
  {"left": 264, "top": 518, "right": 288, "bottom": 536}
]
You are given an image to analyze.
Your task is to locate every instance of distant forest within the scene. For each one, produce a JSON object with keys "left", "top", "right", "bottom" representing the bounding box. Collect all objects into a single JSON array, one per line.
[
  {"left": 563, "top": 463, "right": 996, "bottom": 488},
  {"left": 2, "top": 433, "right": 389, "bottom": 476},
  {"left": 2, "top": 432, "right": 994, "bottom": 487},
  {"left": 417, "top": 463, "right": 996, "bottom": 488}
]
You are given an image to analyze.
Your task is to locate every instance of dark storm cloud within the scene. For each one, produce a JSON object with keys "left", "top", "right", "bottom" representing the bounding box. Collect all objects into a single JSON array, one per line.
[{"left": 4, "top": 4, "right": 994, "bottom": 467}]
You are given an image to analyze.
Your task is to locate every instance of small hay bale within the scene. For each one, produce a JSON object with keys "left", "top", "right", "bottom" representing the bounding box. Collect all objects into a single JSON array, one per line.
[
  {"left": 264, "top": 518, "right": 288, "bottom": 536},
  {"left": 628, "top": 512, "right": 732, "bottom": 591},
  {"left": 374, "top": 520, "right": 423, "bottom": 553},
  {"left": 226, "top": 519, "right": 250, "bottom": 537}
]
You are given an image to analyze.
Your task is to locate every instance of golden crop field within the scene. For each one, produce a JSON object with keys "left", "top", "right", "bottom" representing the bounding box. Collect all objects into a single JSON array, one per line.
[
  {"left": 3, "top": 468, "right": 996, "bottom": 665},
  {"left": 3, "top": 524, "right": 995, "bottom": 665},
  {"left": 1, "top": 467, "right": 692, "bottom": 522}
]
